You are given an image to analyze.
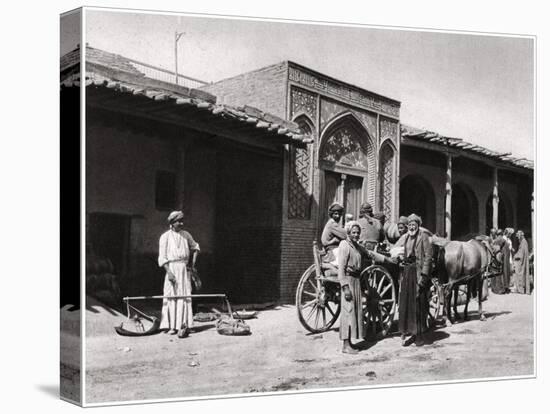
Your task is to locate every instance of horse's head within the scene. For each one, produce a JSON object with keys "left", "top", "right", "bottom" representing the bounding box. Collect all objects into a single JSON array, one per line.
[{"left": 484, "top": 237, "right": 504, "bottom": 273}]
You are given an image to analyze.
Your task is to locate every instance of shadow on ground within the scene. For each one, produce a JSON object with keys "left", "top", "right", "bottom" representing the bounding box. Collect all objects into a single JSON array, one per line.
[{"left": 35, "top": 384, "right": 59, "bottom": 399}]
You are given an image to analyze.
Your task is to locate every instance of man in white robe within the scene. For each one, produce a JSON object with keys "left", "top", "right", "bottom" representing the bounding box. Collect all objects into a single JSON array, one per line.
[{"left": 158, "top": 211, "right": 200, "bottom": 337}]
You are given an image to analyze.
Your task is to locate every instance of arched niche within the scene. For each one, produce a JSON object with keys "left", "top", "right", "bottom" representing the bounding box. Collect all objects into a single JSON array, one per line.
[
  {"left": 288, "top": 114, "right": 314, "bottom": 219},
  {"left": 451, "top": 182, "right": 479, "bottom": 240},
  {"left": 378, "top": 139, "right": 397, "bottom": 220}
]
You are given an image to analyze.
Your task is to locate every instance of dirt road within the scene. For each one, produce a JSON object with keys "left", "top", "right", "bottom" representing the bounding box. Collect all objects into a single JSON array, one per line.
[{"left": 83, "top": 292, "right": 534, "bottom": 404}]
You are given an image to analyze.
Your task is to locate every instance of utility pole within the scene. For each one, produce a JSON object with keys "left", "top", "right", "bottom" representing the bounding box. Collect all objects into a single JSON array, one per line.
[{"left": 174, "top": 31, "right": 185, "bottom": 85}]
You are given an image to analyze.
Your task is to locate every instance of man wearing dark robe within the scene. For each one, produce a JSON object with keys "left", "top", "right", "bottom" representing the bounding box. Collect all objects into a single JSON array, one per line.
[
  {"left": 357, "top": 202, "right": 383, "bottom": 251},
  {"left": 394, "top": 213, "right": 432, "bottom": 346},
  {"left": 491, "top": 229, "right": 507, "bottom": 294},
  {"left": 514, "top": 230, "right": 530, "bottom": 294}
]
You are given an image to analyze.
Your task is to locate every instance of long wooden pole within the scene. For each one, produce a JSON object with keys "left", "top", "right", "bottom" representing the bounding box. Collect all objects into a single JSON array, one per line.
[
  {"left": 174, "top": 31, "right": 178, "bottom": 85},
  {"left": 123, "top": 294, "right": 227, "bottom": 300},
  {"left": 445, "top": 154, "right": 453, "bottom": 240},
  {"left": 492, "top": 167, "right": 499, "bottom": 229}
]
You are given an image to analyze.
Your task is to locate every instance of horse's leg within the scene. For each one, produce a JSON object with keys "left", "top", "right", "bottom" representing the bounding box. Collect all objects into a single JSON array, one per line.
[
  {"left": 463, "top": 281, "right": 470, "bottom": 321},
  {"left": 452, "top": 286, "right": 459, "bottom": 321},
  {"left": 478, "top": 276, "right": 486, "bottom": 321},
  {"left": 445, "top": 289, "right": 454, "bottom": 326}
]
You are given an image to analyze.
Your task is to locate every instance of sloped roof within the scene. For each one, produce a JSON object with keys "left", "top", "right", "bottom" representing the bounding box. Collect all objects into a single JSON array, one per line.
[
  {"left": 60, "top": 46, "right": 311, "bottom": 145},
  {"left": 401, "top": 124, "right": 533, "bottom": 170}
]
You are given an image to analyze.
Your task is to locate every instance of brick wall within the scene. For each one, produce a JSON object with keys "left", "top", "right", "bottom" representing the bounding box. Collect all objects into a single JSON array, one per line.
[
  {"left": 200, "top": 62, "right": 288, "bottom": 119},
  {"left": 279, "top": 220, "right": 318, "bottom": 303},
  {"left": 214, "top": 147, "right": 284, "bottom": 303}
]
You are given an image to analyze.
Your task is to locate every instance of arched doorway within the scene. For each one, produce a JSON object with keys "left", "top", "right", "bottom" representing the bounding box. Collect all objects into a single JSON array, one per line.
[
  {"left": 451, "top": 183, "right": 479, "bottom": 240},
  {"left": 399, "top": 174, "right": 436, "bottom": 233},
  {"left": 318, "top": 113, "right": 374, "bottom": 229}
]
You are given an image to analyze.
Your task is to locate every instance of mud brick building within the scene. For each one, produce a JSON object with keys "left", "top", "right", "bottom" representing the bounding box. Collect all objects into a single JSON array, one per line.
[{"left": 62, "top": 46, "right": 534, "bottom": 304}]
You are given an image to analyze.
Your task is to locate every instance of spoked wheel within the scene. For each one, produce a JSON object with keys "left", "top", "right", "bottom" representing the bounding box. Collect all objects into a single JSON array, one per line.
[
  {"left": 296, "top": 265, "right": 341, "bottom": 333},
  {"left": 360, "top": 265, "right": 397, "bottom": 339},
  {"left": 428, "top": 281, "right": 442, "bottom": 328}
]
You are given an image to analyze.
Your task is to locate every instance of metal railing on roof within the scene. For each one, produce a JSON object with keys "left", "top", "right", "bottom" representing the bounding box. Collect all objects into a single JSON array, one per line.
[{"left": 126, "top": 57, "right": 210, "bottom": 89}]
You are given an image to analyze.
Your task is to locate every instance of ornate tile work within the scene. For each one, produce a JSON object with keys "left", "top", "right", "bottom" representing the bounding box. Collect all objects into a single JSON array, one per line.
[
  {"left": 353, "top": 110, "right": 378, "bottom": 143},
  {"left": 379, "top": 144, "right": 395, "bottom": 217},
  {"left": 288, "top": 146, "right": 311, "bottom": 219},
  {"left": 289, "top": 66, "right": 400, "bottom": 117},
  {"left": 380, "top": 118, "right": 398, "bottom": 143},
  {"left": 291, "top": 87, "right": 317, "bottom": 120},
  {"left": 320, "top": 126, "right": 370, "bottom": 170}
]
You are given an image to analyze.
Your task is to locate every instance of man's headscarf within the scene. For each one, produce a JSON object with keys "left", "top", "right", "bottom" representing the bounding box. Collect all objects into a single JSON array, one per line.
[
  {"left": 407, "top": 213, "right": 422, "bottom": 226},
  {"left": 346, "top": 220, "right": 361, "bottom": 235},
  {"left": 167, "top": 210, "right": 184, "bottom": 224},
  {"left": 398, "top": 216, "right": 409, "bottom": 225},
  {"left": 359, "top": 202, "right": 373, "bottom": 218},
  {"left": 328, "top": 203, "right": 344, "bottom": 214}
]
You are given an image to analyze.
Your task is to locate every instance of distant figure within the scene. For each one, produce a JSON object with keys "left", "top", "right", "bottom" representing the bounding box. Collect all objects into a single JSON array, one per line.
[
  {"left": 490, "top": 229, "right": 507, "bottom": 294},
  {"left": 502, "top": 228, "right": 513, "bottom": 290},
  {"left": 488, "top": 228, "right": 497, "bottom": 244},
  {"left": 513, "top": 230, "right": 530, "bottom": 294},
  {"left": 383, "top": 216, "right": 408, "bottom": 247},
  {"left": 357, "top": 202, "right": 383, "bottom": 251},
  {"left": 397, "top": 216, "right": 409, "bottom": 237}
]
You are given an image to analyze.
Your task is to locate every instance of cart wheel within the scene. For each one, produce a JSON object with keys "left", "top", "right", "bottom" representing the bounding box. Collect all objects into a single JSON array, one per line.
[
  {"left": 361, "top": 265, "right": 396, "bottom": 338},
  {"left": 428, "top": 282, "right": 441, "bottom": 327},
  {"left": 296, "top": 265, "right": 341, "bottom": 333}
]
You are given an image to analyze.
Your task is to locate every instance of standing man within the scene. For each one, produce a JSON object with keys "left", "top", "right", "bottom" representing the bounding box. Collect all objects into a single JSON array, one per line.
[
  {"left": 394, "top": 214, "right": 433, "bottom": 346},
  {"left": 158, "top": 211, "right": 200, "bottom": 338},
  {"left": 337, "top": 221, "right": 369, "bottom": 354},
  {"left": 502, "top": 228, "right": 513, "bottom": 291},
  {"left": 513, "top": 230, "right": 530, "bottom": 294},
  {"left": 357, "top": 202, "right": 383, "bottom": 251},
  {"left": 491, "top": 229, "right": 507, "bottom": 294}
]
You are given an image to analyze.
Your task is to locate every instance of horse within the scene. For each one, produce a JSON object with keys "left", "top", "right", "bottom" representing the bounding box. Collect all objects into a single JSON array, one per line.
[{"left": 433, "top": 235, "right": 503, "bottom": 326}]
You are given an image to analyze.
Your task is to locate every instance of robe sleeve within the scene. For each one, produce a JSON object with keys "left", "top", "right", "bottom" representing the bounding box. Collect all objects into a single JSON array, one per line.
[
  {"left": 321, "top": 222, "right": 332, "bottom": 246},
  {"left": 158, "top": 232, "right": 169, "bottom": 268},
  {"left": 183, "top": 231, "right": 200, "bottom": 252},
  {"left": 321, "top": 221, "right": 346, "bottom": 247},
  {"left": 337, "top": 240, "right": 350, "bottom": 287},
  {"left": 394, "top": 234, "right": 407, "bottom": 248}
]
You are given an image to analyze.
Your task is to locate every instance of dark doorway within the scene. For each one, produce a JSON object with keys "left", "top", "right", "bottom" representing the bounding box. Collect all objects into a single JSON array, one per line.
[
  {"left": 485, "top": 192, "right": 509, "bottom": 234},
  {"left": 399, "top": 175, "right": 436, "bottom": 233},
  {"left": 320, "top": 170, "right": 364, "bottom": 231},
  {"left": 88, "top": 213, "right": 131, "bottom": 278},
  {"left": 451, "top": 184, "right": 479, "bottom": 240}
]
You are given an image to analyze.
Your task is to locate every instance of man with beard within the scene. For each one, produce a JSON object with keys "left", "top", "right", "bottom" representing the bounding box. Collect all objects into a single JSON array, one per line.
[{"left": 394, "top": 214, "right": 432, "bottom": 346}]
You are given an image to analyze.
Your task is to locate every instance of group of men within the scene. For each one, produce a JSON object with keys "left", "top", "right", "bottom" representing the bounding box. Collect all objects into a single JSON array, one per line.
[
  {"left": 322, "top": 202, "right": 433, "bottom": 353},
  {"left": 489, "top": 227, "right": 532, "bottom": 295}
]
